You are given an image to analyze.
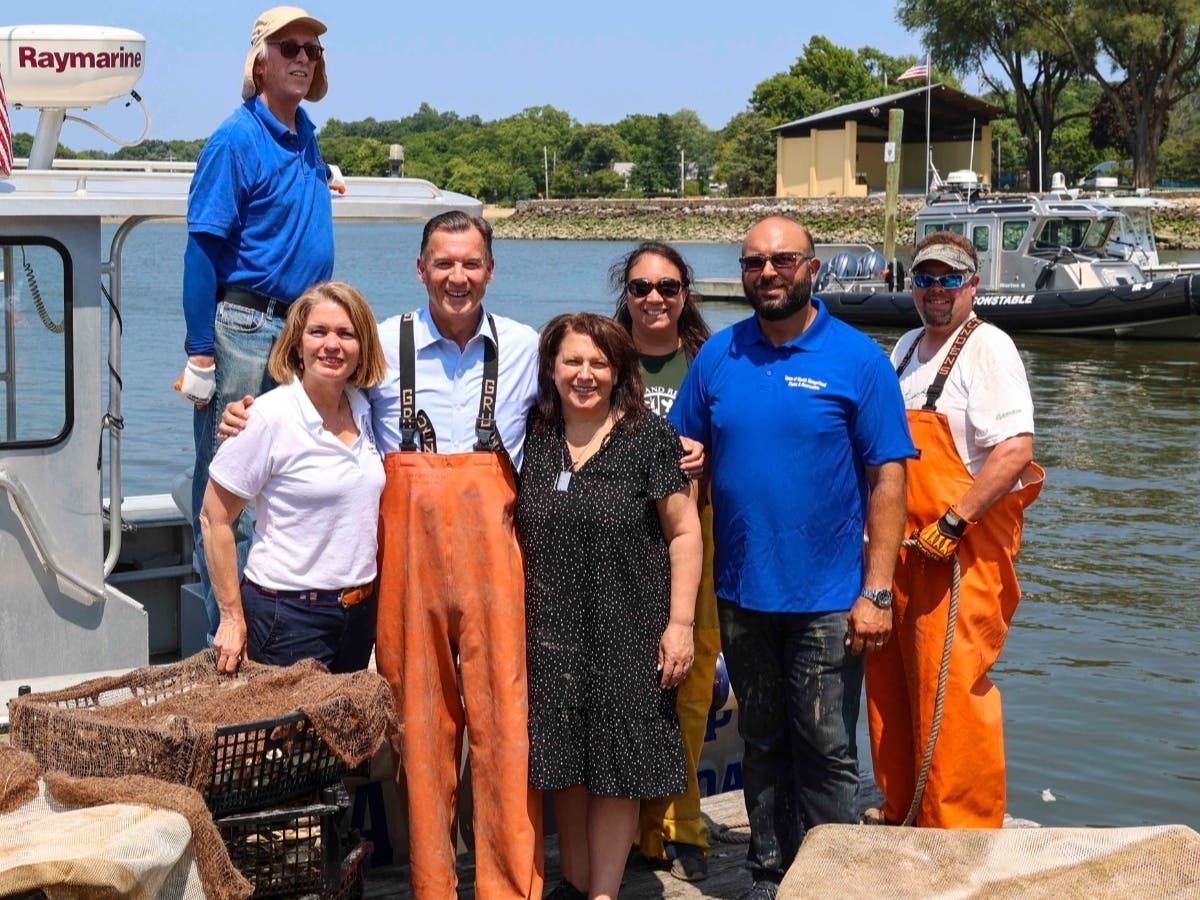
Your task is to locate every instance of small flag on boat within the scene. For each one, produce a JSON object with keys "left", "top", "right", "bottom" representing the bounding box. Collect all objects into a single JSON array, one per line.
[
  {"left": 0, "top": 62, "right": 13, "bottom": 176},
  {"left": 896, "top": 55, "right": 930, "bottom": 83}
]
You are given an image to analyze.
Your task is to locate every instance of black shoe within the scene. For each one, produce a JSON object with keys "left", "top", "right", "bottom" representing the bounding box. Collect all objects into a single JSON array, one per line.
[
  {"left": 544, "top": 879, "right": 587, "bottom": 900},
  {"left": 665, "top": 841, "right": 709, "bottom": 882},
  {"left": 737, "top": 880, "right": 780, "bottom": 900}
]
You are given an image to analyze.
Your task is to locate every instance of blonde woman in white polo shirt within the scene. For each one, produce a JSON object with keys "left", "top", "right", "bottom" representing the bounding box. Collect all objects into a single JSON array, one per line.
[{"left": 201, "top": 281, "right": 387, "bottom": 675}]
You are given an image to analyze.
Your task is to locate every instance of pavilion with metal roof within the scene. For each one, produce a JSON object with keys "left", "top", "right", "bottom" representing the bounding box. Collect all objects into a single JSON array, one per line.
[{"left": 770, "top": 84, "right": 1003, "bottom": 197}]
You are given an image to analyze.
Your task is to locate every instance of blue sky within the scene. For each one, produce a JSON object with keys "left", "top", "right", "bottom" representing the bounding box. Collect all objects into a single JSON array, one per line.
[{"left": 4, "top": 0, "right": 941, "bottom": 150}]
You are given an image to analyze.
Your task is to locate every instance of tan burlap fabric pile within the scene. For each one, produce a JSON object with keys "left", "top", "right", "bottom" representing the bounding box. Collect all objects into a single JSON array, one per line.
[
  {"left": 8, "top": 651, "right": 397, "bottom": 791},
  {"left": 0, "top": 745, "right": 41, "bottom": 814},
  {"left": 43, "top": 772, "right": 253, "bottom": 900},
  {"left": 2, "top": 745, "right": 249, "bottom": 899}
]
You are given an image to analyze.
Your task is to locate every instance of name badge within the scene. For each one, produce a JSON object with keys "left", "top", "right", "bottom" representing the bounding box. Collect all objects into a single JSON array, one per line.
[{"left": 555, "top": 471, "right": 572, "bottom": 492}]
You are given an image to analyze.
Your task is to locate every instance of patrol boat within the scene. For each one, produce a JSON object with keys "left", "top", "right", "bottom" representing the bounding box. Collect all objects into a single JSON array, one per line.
[{"left": 813, "top": 172, "right": 1200, "bottom": 340}]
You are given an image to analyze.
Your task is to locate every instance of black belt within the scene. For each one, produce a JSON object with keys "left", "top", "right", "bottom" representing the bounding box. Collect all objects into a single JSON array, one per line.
[
  {"left": 245, "top": 580, "right": 374, "bottom": 608},
  {"left": 219, "top": 286, "right": 290, "bottom": 318}
]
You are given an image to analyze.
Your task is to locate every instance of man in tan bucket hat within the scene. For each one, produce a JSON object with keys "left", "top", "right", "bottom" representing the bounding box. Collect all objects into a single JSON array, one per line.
[{"left": 179, "top": 6, "right": 336, "bottom": 646}]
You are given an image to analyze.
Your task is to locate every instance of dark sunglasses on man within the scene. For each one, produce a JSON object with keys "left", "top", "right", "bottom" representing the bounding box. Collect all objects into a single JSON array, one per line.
[
  {"left": 267, "top": 39, "right": 324, "bottom": 60},
  {"left": 626, "top": 277, "right": 684, "bottom": 299},
  {"left": 738, "top": 252, "right": 812, "bottom": 273}
]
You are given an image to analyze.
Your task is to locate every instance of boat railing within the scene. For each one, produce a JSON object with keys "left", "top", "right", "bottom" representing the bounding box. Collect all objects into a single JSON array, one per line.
[
  {"left": 0, "top": 466, "right": 105, "bottom": 606},
  {"left": 13, "top": 157, "right": 198, "bottom": 174}
]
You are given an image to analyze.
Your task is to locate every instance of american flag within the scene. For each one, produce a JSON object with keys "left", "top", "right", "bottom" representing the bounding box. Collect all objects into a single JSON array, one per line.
[
  {"left": 896, "top": 55, "right": 930, "bottom": 83},
  {"left": 0, "top": 62, "right": 12, "bottom": 176}
]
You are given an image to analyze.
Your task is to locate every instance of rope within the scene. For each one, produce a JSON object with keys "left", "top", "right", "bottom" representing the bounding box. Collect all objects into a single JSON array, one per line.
[
  {"left": 899, "top": 538, "right": 962, "bottom": 827},
  {"left": 712, "top": 820, "right": 752, "bottom": 844}
]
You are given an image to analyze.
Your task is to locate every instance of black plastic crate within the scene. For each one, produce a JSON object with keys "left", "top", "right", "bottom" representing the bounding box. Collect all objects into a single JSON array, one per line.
[
  {"left": 217, "top": 785, "right": 354, "bottom": 897},
  {"left": 208, "top": 710, "right": 347, "bottom": 817}
]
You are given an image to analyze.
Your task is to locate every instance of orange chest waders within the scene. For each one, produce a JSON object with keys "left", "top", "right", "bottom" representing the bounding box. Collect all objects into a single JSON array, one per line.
[
  {"left": 375, "top": 312, "right": 543, "bottom": 898},
  {"left": 868, "top": 320, "right": 1043, "bottom": 828}
]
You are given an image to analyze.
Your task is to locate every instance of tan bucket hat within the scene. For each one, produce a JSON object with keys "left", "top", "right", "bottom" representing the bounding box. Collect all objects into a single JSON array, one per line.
[{"left": 241, "top": 6, "right": 328, "bottom": 102}]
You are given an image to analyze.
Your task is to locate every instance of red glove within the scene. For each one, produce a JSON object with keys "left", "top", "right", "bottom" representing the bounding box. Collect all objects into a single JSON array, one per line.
[{"left": 913, "top": 507, "right": 972, "bottom": 561}]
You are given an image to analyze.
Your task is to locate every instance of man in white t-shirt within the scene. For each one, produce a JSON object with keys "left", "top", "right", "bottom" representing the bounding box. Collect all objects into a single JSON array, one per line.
[{"left": 865, "top": 230, "right": 1045, "bottom": 828}]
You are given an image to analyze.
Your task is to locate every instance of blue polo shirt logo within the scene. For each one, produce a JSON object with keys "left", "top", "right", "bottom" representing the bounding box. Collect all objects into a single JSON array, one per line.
[{"left": 785, "top": 375, "right": 828, "bottom": 391}]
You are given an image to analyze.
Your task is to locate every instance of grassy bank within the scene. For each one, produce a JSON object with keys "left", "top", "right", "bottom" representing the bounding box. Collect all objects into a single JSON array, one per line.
[{"left": 492, "top": 196, "right": 1200, "bottom": 249}]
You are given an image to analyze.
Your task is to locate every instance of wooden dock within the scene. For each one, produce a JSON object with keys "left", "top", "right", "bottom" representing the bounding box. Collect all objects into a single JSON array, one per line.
[{"left": 363, "top": 789, "right": 756, "bottom": 899}]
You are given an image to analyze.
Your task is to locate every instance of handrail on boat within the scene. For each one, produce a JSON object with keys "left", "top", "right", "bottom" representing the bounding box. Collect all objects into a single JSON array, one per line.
[
  {"left": 0, "top": 467, "right": 105, "bottom": 606},
  {"left": 101, "top": 215, "right": 159, "bottom": 578}
]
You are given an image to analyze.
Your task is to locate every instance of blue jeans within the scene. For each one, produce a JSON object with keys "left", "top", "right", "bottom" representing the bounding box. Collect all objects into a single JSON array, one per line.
[
  {"left": 242, "top": 582, "right": 377, "bottom": 673},
  {"left": 191, "top": 300, "right": 284, "bottom": 643},
  {"left": 718, "top": 601, "right": 863, "bottom": 883}
]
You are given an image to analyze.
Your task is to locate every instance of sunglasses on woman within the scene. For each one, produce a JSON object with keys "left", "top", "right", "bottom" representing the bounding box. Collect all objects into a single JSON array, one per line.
[
  {"left": 267, "top": 39, "right": 324, "bottom": 60},
  {"left": 626, "top": 277, "right": 683, "bottom": 299},
  {"left": 911, "top": 272, "right": 970, "bottom": 289}
]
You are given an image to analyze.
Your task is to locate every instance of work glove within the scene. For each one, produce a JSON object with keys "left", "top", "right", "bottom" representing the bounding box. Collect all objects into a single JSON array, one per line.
[
  {"left": 327, "top": 163, "right": 346, "bottom": 195},
  {"left": 913, "top": 507, "right": 971, "bottom": 561},
  {"left": 174, "top": 360, "right": 216, "bottom": 406}
]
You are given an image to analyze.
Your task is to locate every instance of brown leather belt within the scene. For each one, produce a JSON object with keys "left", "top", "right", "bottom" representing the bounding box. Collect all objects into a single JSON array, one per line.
[{"left": 246, "top": 580, "right": 375, "bottom": 608}]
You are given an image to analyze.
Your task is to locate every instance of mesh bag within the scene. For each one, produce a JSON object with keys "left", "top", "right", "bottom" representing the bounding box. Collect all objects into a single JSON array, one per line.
[
  {"left": 7, "top": 650, "right": 396, "bottom": 815},
  {"left": 779, "top": 823, "right": 1200, "bottom": 899}
]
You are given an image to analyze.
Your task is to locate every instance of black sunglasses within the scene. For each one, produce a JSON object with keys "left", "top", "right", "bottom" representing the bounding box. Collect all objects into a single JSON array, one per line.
[
  {"left": 738, "top": 252, "right": 812, "bottom": 273},
  {"left": 267, "top": 39, "right": 324, "bottom": 60},
  {"left": 626, "top": 277, "right": 683, "bottom": 299}
]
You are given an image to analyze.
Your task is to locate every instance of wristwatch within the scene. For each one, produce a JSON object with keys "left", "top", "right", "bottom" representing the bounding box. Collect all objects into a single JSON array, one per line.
[{"left": 860, "top": 588, "right": 894, "bottom": 610}]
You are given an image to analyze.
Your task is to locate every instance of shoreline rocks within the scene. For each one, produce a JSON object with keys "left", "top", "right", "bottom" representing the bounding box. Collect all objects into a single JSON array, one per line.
[{"left": 491, "top": 195, "right": 1200, "bottom": 249}]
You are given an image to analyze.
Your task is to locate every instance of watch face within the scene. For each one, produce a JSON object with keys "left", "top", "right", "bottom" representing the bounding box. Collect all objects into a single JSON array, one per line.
[{"left": 864, "top": 589, "right": 893, "bottom": 608}]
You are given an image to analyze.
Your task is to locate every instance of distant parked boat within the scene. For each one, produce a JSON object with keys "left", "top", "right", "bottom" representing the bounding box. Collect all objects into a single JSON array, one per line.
[{"left": 699, "top": 173, "right": 1200, "bottom": 340}]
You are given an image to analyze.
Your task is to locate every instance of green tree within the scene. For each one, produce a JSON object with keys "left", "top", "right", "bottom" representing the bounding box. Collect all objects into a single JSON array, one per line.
[
  {"left": 897, "top": 0, "right": 1088, "bottom": 189},
  {"left": 1012, "top": 0, "right": 1200, "bottom": 187},
  {"left": 713, "top": 110, "right": 776, "bottom": 196},
  {"left": 563, "top": 124, "right": 629, "bottom": 173},
  {"left": 670, "top": 109, "right": 717, "bottom": 191},
  {"left": 749, "top": 38, "right": 937, "bottom": 126}
]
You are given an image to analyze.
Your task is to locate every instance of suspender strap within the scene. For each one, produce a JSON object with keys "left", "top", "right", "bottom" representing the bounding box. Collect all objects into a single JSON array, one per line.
[
  {"left": 398, "top": 311, "right": 506, "bottom": 454},
  {"left": 895, "top": 316, "right": 986, "bottom": 411},
  {"left": 398, "top": 313, "right": 419, "bottom": 451},
  {"left": 474, "top": 314, "right": 505, "bottom": 453}
]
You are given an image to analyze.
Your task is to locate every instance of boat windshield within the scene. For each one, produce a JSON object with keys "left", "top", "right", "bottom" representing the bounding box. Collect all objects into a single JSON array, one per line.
[{"left": 1032, "top": 217, "right": 1113, "bottom": 253}]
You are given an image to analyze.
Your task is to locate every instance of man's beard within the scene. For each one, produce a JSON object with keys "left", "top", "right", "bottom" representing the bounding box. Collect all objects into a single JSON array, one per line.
[{"left": 745, "top": 268, "right": 812, "bottom": 321}]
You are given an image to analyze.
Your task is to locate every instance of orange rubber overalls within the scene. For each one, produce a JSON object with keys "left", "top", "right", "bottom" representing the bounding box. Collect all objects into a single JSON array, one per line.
[
  {"left": 867, "top": 319, "right": 1044, "bottom": 828},
  {"left": 375, "top": 313, "right": 543, "bottom": 898}
]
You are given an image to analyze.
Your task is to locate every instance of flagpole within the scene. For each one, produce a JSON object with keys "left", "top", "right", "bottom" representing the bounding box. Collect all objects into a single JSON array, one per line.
[{"left": 924, "top": 53, "right": 932, "bottom": 196}]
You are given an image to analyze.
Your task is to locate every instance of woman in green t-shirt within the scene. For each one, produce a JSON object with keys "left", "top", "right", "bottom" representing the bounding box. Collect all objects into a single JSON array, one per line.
[{"left": 612, "top": 241, "right": 721, "bottom": 882}]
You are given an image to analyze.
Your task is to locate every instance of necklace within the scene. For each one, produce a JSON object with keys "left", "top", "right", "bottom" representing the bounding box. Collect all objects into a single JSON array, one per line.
[{"left": 557, "top": 416, "right": 613, "bottom": 491}]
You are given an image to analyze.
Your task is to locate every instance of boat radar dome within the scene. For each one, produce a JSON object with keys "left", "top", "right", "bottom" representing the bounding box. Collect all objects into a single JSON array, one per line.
[{"left": 0, "top": 25, "right": 145, "bottom": 108}]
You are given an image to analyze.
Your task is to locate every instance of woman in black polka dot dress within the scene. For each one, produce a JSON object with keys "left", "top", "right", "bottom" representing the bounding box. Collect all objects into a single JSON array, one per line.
[{"left": 517, "top": 313, "right": 702, "bottom": 900}]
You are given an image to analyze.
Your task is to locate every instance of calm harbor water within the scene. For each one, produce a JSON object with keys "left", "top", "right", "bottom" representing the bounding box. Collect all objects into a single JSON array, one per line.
[{"left": 109, "top": 222, "right": 1199, "bottom": 831}]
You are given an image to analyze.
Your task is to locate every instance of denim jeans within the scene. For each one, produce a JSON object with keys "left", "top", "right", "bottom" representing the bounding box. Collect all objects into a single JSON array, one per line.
[
  {"left": 242, "top": 581, "right": 377, "bottom": 674},
  {"left": 718, "top": 600, "right": 864, "bottom": 883},
  {"left": 191, "top": 300, "right": 283, "bottom": 643}
]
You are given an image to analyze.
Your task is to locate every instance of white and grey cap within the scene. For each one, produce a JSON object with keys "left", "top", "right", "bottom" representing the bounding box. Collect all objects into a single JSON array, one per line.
[{"left": 911, "top": 242, "right": 976, "bottom": 273}]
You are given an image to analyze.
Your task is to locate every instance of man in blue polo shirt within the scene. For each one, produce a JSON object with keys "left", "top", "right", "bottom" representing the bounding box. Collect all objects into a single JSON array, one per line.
[
  {"left": 669, "top": 215, "right": 914, "bottom": 900},
  {"left": 178, "top": 6, "right": 335, "bottom": 642}
]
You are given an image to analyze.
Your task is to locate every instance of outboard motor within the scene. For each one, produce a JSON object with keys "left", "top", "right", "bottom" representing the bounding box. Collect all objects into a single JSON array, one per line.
[
  {"left": 858, "top": 249, "right": 887, "bottom": 279},
  {"left": 818, "top": 251, "right": 858, "bottom": 291}
]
